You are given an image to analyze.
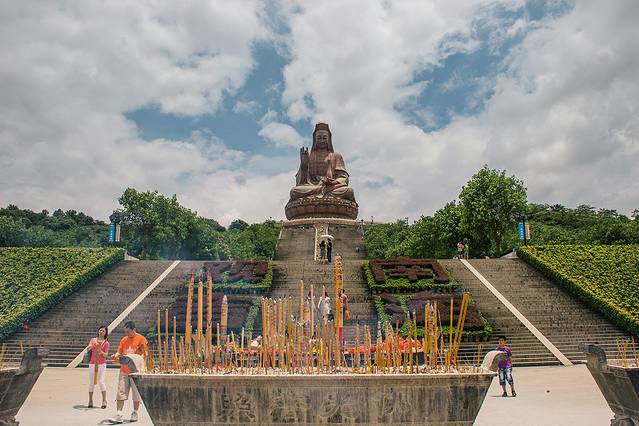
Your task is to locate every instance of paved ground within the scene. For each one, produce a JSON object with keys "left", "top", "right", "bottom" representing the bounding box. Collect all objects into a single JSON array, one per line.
[
  {"left": 16, "top": 365, "right": 613, "bottom": 425},
  {"left": 17, "top": 368, "right": 153, "bottom": 426},
  {"left": 475, "top": 365, "right": 613, "bottom": 426}
]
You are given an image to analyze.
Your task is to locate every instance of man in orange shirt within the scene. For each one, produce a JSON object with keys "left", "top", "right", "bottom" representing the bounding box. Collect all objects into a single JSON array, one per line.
[{"left": 109, "top": 321, "right": 147, "bottom": 424}]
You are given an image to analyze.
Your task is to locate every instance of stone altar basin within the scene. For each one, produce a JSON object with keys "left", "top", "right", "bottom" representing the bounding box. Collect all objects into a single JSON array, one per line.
[
  {"left": 0, "top": 348, "right": 49, "bottom": 426},
  {"left": 127, "top": 351, "right": 504, "bottom": 426},
  {"left": 581, "top": 343, "right": 639, "bottom": 426}
]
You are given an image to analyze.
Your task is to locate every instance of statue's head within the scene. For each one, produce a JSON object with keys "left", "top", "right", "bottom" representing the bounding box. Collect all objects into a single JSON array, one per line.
[{"left": 312, "top": 123, "right": 333, "bottom": 152}]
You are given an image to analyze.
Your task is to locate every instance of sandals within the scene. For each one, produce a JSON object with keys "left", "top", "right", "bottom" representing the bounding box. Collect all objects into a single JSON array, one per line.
[
  {"left": 101, "top": 404, "right": 107, "bottom": 409},
  {"left": 87, "top": 403, "right": 94, "bottom": 408}
]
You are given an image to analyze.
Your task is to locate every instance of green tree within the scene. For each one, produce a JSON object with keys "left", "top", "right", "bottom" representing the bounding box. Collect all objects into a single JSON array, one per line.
[
  {"left": 0, "top": 216, "right": 26, "bottom": 246},
  {"left": 229, "top": 219, "right": 249, "bottom": 231},
  {"left": 459, "top": 165, "right": 527, "bottom": 256},
  {"left": 246, "top": 220, "right": 281, "bottom": 259},
  {"left": 402, "top": 202, "right": 463, "bottom": 259},
  {"left": 116, "top": 188, "right": 198, "bottom": 259},
  {"left": 363, "top": 221, "right": 412, "bottom": 259}
]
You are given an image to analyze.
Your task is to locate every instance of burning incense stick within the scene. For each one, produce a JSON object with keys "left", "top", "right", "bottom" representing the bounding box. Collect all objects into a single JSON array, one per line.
[
  {"left": 185, "top": 274, "right": 194, "bottom": 347},
  {"left": 197, "top": 280, "right": 203, "bottom": 339},
  {"left": 221, "top": 295, "right": 228, "bottom": 344}
]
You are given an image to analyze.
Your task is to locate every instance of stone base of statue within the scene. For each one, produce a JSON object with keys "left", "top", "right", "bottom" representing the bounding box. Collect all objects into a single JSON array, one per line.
[{"left": 285, "top": 196, "right": 358, "bottom": 220}]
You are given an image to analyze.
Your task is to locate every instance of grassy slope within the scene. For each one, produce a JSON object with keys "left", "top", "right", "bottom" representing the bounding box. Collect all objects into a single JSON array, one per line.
[
  {"left": 518, "top": 245, "right": 639, "bottom": 336},
  {"left": 0, "top": 247, "right": 124, "bottom": 340}
]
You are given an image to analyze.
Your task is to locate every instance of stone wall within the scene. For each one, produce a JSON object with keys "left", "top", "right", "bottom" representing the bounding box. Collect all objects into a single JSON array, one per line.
[{"left": 133, "top": 372, "right": 494, "bottom": 425}]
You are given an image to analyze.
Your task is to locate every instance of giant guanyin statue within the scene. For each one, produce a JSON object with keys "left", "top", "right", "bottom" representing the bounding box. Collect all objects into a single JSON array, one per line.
[{"left": 285, "top": 123, "right": 358, "bottom": 220}]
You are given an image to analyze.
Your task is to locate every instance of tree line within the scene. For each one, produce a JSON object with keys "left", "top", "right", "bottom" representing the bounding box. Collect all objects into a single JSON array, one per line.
[
  {"left": 0, "top": 188, "right": 280, "bottom": 260},
  {"left": 2, "top": 166, "right": 637, "bottom": 260},
  {"left": 364, "top": 166, "right": 639, "bottom": 259}
]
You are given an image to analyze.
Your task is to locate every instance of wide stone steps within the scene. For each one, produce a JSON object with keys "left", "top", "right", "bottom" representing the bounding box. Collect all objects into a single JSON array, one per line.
[
  {"left": 273, "top": 226, "right": 315, "bottom": 261},
  {"left": 0, "top": 260, "right": 174, "bottom": 367},
  {"left": 269, "top": 227, "right": 377, "bottom": 345},
  {"left": 441, "top": 259, "right": 638, "bottom": 364},
  {"left": 440, "top": 259, "right": 561, "bottom": 366},
  {"left": 469, "top": 259, "right": 638, "bottom": 362}
]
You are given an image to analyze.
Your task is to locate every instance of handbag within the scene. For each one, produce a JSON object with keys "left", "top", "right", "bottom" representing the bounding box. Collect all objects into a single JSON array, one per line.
[
  {"left": 344, "top": 309, "right": 351, "bottom": 320},
  {"left": 82, "top": 348, "right": 92, "bottom": 364}
]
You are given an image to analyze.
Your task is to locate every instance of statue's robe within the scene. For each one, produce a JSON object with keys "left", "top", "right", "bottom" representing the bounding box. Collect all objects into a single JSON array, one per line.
[{"left": 290, "top": 150, "right": 355, "bottom": 202}]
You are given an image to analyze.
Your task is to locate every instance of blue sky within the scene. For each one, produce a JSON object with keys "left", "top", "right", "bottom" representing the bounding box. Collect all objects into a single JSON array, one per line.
[
  {"left": 128, "top": 1, "right": 571, "bottom": 151},
  {"left": 1, "top": 1, "right": 638, "bottom": 224}
]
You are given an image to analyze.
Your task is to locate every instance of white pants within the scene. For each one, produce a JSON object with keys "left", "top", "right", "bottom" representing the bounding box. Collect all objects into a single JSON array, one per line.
[{"left": 88, "top": 363, "right": 107, "bottom": 392}]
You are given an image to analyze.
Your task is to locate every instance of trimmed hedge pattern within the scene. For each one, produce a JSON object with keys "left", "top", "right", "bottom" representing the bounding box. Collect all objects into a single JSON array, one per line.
[
  {"left": 363, "top": 260, "right": 458, "bottom": 293},
  {"left": 376, "top": 291, "right": 492, "bottom": 341},
  {"left": 518, "top": 245, "right": 639, "bottom": 337},
  {"left": 185, "top": 261, "right": 272, "bottom": 294},
  {"left": 204, "top": 261, "right": 269, "bottom": 284},
  {"left": 0, "top": 247, "right": 124, "bottom": 341},
  {"left": 167, "top": 292, "right": 258, "bottom": 335}
]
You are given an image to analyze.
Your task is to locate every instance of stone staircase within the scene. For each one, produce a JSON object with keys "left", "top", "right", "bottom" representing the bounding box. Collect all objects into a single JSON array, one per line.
[
  {"left": 273, "top": 226, "right": 315, "bottom": 260},
  {"left": 108, "top": 260, "right": 268, "bottom": 352},
  {"left": 330, "top": 225, "right": 367, "bottom": 260},
  {"left": 440, "top": 260, "right": 560, "bottom": 366},
  {"left": 273, "top": 224, "right": 367, "bottom": 261},
  {"left": 5, "top": 225, "right": 630, "bottom": 369},
  {"left": 268, "top": 259, "right": 377, "bottom": 345},
  {"left": 269, "top": 223, "right": 376, "bottom": 344},
  {"left": 0, "top": 261, "right": 174, "bottom": 367},
  {"left": 466, "top": 259, "right": 638, "bottom": 364},
  {"left": 106, "top": 261, "right": 202, "bottom": 362}
]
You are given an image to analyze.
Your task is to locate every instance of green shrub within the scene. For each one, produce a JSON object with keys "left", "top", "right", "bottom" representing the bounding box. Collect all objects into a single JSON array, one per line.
[
  {"left": 0, "top": 247, "right": 124, "bottom": 341},
  {"left": 518, "top": 245, "right": 639, "bottom": 337},
  {"left": 243, "top": 297, "right": 262, "bottom": 340},
  {"left": 211, "top": 263, "right": 273, "bottom": 294},
  {"left": 373, "top": 295, "right": 392, "bottom": 327}
]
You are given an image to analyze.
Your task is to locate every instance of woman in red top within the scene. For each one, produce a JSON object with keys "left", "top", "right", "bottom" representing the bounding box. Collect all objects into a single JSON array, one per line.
[{"left": 86, "top": 326, "right": 110, "bottom": 409}]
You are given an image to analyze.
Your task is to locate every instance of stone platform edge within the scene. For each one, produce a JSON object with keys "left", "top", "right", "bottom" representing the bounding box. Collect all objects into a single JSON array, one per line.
[{"left": 284, "top": 218, "right": 359, "bottom": 227}]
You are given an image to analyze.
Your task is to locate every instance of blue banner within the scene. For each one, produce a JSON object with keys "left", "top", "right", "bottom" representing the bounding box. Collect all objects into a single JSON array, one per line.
[
  {"left": 518, "top": 222, "right": 525, "bottom": 240},
  {"left": 109, "top": 223, "right": 115, "bottom": 242}
]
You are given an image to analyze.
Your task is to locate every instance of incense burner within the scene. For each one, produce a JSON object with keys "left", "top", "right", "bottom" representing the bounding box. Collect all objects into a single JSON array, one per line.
[
  {"left": 0, "top": 348, "right": 49, "bottom": 426},
  {"left": 580, "top": 343, "right": 639, "bottom": 425},
  {"left": 126, "top": 351, "right": 504, "bottom": 426}
]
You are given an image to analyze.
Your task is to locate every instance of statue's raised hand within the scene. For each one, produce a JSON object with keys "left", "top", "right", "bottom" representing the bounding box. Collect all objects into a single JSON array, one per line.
[{"left": 300, "top": 147, "right": 309, "bottom": 168}]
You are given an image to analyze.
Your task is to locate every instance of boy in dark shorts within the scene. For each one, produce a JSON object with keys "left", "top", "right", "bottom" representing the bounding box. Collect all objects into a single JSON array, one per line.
[{"left": 496, "top": 335, "right": 516, "bottom": 397}]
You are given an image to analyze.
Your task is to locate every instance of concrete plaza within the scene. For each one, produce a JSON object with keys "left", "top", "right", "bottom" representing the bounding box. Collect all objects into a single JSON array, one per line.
[{"left": 15, "top": 365, "right": 612, "bottom": 425}]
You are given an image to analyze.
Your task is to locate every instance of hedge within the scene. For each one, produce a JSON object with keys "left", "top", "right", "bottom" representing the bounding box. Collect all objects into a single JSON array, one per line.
[
  {"left": 243, "top": 297, "right": 262, "bottom": 340},
  {"left": 363, "top": 260, "right": 458, "bottom": 293},
  {"left": 375, "top": 292, "right": 492, "bottom": 341},
  {"left": 518, "top": 245, "right": 639, "bottom": 337},
  {"left": 212, "top": 263, "right": 272, "bottom": 294},
  {"left": 185, "top": 262, "right": 273, "bottom": 294},
  {"left": 204, "top": 260, "right": 269, "bottom": 284},
  {"left": 0, "top": 247, "right": 124, "bottom": 341}
]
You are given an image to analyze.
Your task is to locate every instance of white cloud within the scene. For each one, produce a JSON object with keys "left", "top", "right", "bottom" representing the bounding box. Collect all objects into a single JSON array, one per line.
[
  {"left": 258, "top": 122, "right": 304, "bottom": 148},
  {"left": 2, "top": 0, "right": 638, "bottom": 226},
  {"left": 274, "top": 0, "right": 639, "bottom": 221},
  {"left": 0, "top": 1, "right": 279, "bottom": 224},
  {"left": 232, "top": 100, "right": 260, "bottom": 114}
]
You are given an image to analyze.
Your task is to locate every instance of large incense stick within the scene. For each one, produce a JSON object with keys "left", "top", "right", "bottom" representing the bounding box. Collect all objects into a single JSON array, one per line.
[
  {"left": 197, "top": 280, "right": 203, "bottom": 339},
  {"left": 185, "top": 274, "right": 194, "bottom": 347},
  {"left": 220, "top": 295, "right": 228, "bottom": 343}
]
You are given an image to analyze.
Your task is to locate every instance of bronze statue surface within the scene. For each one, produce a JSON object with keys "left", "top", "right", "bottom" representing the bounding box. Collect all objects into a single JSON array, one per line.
[{"left": 286, "top": 123, "right": 358, "bottom": 220}]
